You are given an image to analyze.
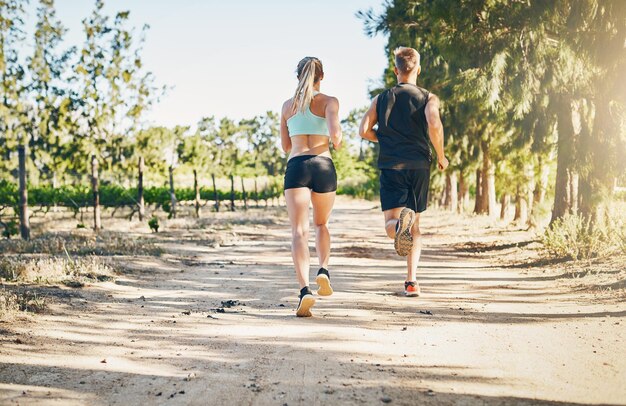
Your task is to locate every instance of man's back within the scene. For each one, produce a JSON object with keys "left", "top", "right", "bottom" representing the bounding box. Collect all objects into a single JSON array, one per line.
[{"left": 376, "top": 83, "right": 431, "bottom": 169}]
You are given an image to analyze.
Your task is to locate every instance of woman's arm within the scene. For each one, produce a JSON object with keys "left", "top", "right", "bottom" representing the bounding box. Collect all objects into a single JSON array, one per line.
[
  {"left": 325, "top": 97, "right": 342, "bottom": 149},
  {"left": 280, "top": 101, "right": 292, "bottom": 154},
  {"left": 359, "top": 96, "right": 379, "bottom": 142}
]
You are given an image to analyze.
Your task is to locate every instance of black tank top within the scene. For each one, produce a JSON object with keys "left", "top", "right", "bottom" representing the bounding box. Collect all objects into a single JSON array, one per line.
[{"left": 375, "top": 83, "right": 431, "bottom": 169}]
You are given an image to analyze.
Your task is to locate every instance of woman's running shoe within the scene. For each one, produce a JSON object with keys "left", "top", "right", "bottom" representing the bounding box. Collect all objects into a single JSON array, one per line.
[
  {"left": 296, "top": 286, "right": 316, "bottom": 317},
  {"left": 315, "top": 267, "right": 333, "bottom": 296}
]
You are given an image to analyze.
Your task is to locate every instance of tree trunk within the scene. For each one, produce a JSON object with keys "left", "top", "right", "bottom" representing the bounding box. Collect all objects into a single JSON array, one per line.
[
  {"left": 551, "top": 96, "right": 575, "bottom": 223},
  {"left": 500, "top": 193, "right": 509, "bottom": 220},
  {"left": 168, "top": 165, "right": 177, "bottom": 218},
  {"left": 480, "top": 139, "right": 497, "bottom": 216},
  {"left": 230, "top": 174, "right": 235, "bottom": 212},
  {"left": 458, "top": 171, "right": 469, "bottom": 213},
  {"left": 533, "top": 155, "right": 550, "bottom": 206},
  {"left": 514, "top": 185, "right": 528, "bottom": 224},
  {"left": 138, "top": 156, "right": 145, "bottom": 221},
  {"left": 241, "top": 177, "right": 248, "bottom": 211},
  {"left": 193, "top": 169, "right": 201, "bottom": 218},
  {"left": 449, "top": 171, "right": 458, "bottom": 212},
  {"left": 18, "top": 146, "right": 30, "bottom": 240},
  {"left": 91, "top": 154, "right": 101, "bottom": 231},
  {"left": 525, "top": 162, "right": 535, "bottom": 221},
  {"left": 569, "top": 170, "right": 578, "bottom": 215},
  {"left": 473, "top": 168, "right": 483, "bottom": 214},
  {"left": 212, "top": 173, "right": 219, "bottom": 212}
]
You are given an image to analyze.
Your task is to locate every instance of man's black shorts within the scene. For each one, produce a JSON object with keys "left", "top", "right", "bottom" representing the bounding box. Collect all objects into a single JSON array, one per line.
[{"left": 379, "top": 168, "right": 430, "bottom": 213}]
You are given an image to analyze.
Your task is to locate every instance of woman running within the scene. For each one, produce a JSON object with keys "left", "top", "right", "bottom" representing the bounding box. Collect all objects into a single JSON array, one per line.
[{"left": 280, "top": 56, "right": 342, "bottom": 317}]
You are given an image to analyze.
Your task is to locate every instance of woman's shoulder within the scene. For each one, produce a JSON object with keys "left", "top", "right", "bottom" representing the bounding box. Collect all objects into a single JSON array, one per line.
[
  {"left": 316, "top": 93, "right": 339, "bottom": 108},
  {"left": 282, "top": 98, "right": 295, "bottom": 114}
]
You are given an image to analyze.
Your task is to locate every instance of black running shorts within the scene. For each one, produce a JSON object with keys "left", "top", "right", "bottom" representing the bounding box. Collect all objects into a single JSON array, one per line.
[
  {"left": 379, "top": 168, "right": 430, "bottom": 212},
  {"left": 284, "top": 155, "right": 337, "bottom": 193}
]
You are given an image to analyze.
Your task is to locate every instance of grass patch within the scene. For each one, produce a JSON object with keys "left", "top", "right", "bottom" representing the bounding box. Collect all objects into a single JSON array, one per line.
[
  {"left": 542, "top": 210, "right": 626, "bottom": 260},
  {"left": 0, "top": 231, "right": 163, "bottom": 256},
  {"left": 0, "top": 289, "right": 47, "bottom": 320},
  {"left": 0, "top": 255, "right": 115, "bottom": 286}
]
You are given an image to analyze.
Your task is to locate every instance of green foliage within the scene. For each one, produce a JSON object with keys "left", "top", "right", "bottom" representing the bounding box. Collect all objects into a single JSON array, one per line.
[
  {"left": 2, "top": 220, "right": 19, "bottom": 239},
  {"left": 148, "top": 216, "right": 159, "bottom": 233}
]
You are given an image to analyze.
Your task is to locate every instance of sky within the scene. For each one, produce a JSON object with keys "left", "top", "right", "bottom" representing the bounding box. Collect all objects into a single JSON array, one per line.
[{"left": 25, "top": 0, "right": 389, "bottom": 128}]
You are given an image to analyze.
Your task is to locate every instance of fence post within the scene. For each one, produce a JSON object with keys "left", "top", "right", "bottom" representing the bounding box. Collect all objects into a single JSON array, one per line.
[
  {"left": 230, "top": 174, "right": 235, "bottom": 212},
  {"left": 138, "top": 156, "right": 145, "bottom": 221},
  {"left": 212, "top": 173, "right": 219, "bottom": 212},
  {"left": 241, "top": 177, "right": 248, "bottom": 211},
  {"left": 18, "top": 145, "right": 30, "bottom": 240},
  {"left": 91, "top": 154, "right": 101, "bottom": 231},
  {"left": 254, "top": 178, "right": 259, "bottom": 208},
  {"left": 194, "top": 168, "right": 201, "bottom": 218},
  {"left": 169, "top": 165, "right": 177, "bottom": 218}
]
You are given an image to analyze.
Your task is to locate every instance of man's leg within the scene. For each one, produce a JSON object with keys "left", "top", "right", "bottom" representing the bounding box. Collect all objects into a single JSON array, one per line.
[
  {"left": 406, "top": 213, "right": 422, "bottom": 282},
  {"left": 383, "top": 207, "right": 404, "bottom": 239}
]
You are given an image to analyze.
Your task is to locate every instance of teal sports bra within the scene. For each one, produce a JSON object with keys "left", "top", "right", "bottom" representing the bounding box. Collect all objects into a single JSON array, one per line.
[{"left": 286, "top": 92, "right": 329, "bottom": 137}]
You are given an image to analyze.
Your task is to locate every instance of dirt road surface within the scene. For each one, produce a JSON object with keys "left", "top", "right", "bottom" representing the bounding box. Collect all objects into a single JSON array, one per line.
[{"left": 1, "top": 198, "right": 625, "bottom": 405}]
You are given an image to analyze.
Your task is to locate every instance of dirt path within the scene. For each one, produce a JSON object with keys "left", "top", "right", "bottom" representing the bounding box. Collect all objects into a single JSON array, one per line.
[{"left": 1, "top": 198, "right": 625, "bottom": 405}]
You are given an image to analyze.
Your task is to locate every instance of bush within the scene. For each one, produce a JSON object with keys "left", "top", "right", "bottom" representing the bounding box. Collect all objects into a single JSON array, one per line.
[
  {"left": 542, "top": 212, "right": 626, "bottom": 260},
  {"left": 2, "top": 220, "right": 19, "bottom": 239},
  {"left": 148, "top": 216, "right": 159, "bottom": 233}
]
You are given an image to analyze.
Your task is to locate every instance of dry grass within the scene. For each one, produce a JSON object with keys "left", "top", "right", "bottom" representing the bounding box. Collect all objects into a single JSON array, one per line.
[
  {"left": 0, "top": 231, "right": 163, "bottom": 256},
  {"left": 0, "top": 289, "right": 47, "bottom": 320},
  {"left": 0, "top": 255, "right": 115, "bottom": 286}
]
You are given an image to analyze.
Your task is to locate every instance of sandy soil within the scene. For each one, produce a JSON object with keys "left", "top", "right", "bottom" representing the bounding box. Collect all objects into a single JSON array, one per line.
[{"left": 1, "top": 197, "right": 625, "bottom": 405}]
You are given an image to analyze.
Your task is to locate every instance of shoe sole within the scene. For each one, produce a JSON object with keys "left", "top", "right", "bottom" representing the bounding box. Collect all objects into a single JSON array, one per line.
[
  {"left": 315, "top": 274, "right": 333, "bottom": 296},
  {"left": 394, "top": 208, "right": 415, "bottom": 256},
  {"left": 405, "top": 289, "right": 421, "bottom": 297},
  {"left": 296, "top": 294, "right": 316, "bottom": 317}
]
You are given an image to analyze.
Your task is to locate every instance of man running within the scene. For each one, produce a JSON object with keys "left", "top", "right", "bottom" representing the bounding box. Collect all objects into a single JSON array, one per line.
[{"left": 359, "top": 46, "right": 448, "bottom": 297}]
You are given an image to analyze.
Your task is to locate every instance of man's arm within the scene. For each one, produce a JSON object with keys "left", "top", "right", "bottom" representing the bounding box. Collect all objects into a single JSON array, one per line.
[
  {"left": 280, "top": 101, "right": 292, "bottom": 154},
  {"left": 425, "top": 93, "right": 448, "bottom": 171},
  {"left": 359, "top": 96, "right": 379, "bottom": 143}
]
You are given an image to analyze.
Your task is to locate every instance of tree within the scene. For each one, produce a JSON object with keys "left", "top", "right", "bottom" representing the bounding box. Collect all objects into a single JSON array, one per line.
[
  {"left": 0, "top": 0, "right": 27, "bottom": 180},
  {"left": 27, "top": 0, "right": 75, "bottom": 185}
]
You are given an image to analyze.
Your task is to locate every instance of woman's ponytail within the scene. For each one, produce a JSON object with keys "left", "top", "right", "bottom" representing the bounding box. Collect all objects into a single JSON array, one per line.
[{"left": 292, "top": 57, "right": 323, "bottom": 113}]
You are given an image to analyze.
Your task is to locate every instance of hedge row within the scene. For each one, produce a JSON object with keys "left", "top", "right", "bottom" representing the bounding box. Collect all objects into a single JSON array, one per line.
[{"left": 0, "top": 180, "right": 282, "bottom": 210}]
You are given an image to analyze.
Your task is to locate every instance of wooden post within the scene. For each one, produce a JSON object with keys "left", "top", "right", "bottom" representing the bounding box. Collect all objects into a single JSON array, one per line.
[
  {"left": 193, "top": 168, "right": 201, "bottom": 218},
  {"left": 254, "top": 178, "right": 259, "bottom": 208},
  {"left": 91, "top": 154, "right": 101, "bottom": 231},
  {"left": 138, "top": 156, "right": 145, "bottom": 221},
  {"left": 241, "top": 177, "right": 248, "bottom": 211},
  {"left": 212, "top": 173, "right": 219, "bottom": 212},
  {"left": 169, "top": 165, "right": 177, "bottom": 218},
  {"left": 18, "top": 146, "right": 30, "bottom": 240},
  {"left": 230, "top": 174, "right": 235, "bottom": 212}
]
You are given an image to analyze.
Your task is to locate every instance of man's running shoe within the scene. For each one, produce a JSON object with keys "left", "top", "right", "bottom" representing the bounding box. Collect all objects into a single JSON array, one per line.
[
  {"left": 315, "top": 267, "right": 333, "bottom": 296},
  {"left": 394, "top": 207, "right": 415, "bottom": 256},
  {"left": 404, "top": 280, "right": 420, "bottom": 297},
  {"left": 296, "top": 286, "right": 316, "bottom": 317}
]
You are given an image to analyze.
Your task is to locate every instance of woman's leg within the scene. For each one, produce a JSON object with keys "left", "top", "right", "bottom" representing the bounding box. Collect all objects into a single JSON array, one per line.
[
  {"left": 311, "top": 191, "right": 335, "bottom": 269},
  {"left": 285, "top": 187, "right": 311, "bottom": 288}
]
